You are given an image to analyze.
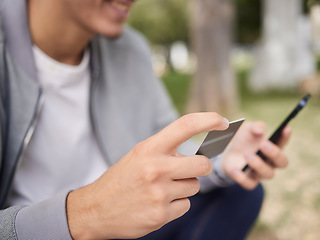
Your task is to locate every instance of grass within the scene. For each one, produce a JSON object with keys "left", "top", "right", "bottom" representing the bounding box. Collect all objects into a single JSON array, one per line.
[
  {"left": 161, "top": 70, "right": 320, "bottom": 240},
  {"left": 161, "top": 71, "right": 191, "bottom": 114}
]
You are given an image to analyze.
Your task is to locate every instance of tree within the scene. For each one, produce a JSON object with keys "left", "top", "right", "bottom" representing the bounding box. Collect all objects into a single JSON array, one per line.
[
  {"left": 250, "top": 0, "right": 314, "bottom": 91},
  {"left": 129, "top": 0, "right": 190, "bottom": 46},
  {"left": 129, "top": 0, "right": 190, "bottom": 70},
  {"left": 235, "top": 0, "right": 262, "bottom": 44},
  {"left": 188, "top": 0, "right": 238, "bottom": 114}
]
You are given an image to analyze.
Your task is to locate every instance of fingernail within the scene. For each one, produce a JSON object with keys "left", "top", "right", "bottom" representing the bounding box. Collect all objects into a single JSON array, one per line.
[{"left": 224, "top": 118, "right": 229, "bottom": 127}]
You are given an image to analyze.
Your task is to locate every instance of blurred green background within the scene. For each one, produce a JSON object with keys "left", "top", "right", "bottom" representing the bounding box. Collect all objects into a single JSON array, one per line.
[{"left": 129, "top": 0, "right": 320, "bottom": 239}]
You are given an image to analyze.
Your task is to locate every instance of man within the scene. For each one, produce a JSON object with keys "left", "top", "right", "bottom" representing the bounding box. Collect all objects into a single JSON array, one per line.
[{"left": 0, "top": 0, "right": 291, "bottom": 239}]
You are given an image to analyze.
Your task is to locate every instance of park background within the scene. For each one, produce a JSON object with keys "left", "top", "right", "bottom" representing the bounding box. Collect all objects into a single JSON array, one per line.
[{"left": 128, "top": 0, "right": 320, "bottom": 239}]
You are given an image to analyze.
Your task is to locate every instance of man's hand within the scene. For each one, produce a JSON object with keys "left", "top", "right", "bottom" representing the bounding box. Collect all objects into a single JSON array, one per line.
[
  {"left": 222, "top": 121, "right": 291, "bottom": 190},
  {"left": 66, "top": 112, "right": 229, "bottom": 240}
]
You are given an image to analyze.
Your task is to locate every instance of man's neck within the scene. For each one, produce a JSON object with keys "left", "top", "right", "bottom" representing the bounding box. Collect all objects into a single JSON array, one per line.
[{"left": 28, "top": 1, "right": 93, "bottom": 66}]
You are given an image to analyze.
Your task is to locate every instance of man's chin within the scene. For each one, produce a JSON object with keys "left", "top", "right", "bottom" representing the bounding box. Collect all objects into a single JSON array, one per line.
[
  {"left": 106, "top": 32, "right": 123, "bottom": 39},
  {"left": 100, "top": 27, "right": 124, "bottom": 39}
]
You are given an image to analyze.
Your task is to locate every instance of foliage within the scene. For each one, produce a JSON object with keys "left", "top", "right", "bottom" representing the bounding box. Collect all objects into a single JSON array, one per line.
[
  {"left": 129, "top": 0, "right": 265, "bottom": 46},
  {"left": 161, "top": 72, "right": 191, "bottom": 114},
  {"left": 235, "top": 0, "right": 313, "bottom": 43},
  {"left": 235, "top": 0, "right": 262, "bottom": 44},
  {"left": 128, "top": 0, "right": 190, "bottom": 46},
  {"left": 304, "top": 0, "right": 316, "bottom": 13},
  {"left": 161, "top": 69, "right": 316, "bottom": 116},
  {"left": 308, "top": 0, "right": 320, "bottom": 7},
  {"left": 129, "top": 0, "right": 313, "bottom": 46}
]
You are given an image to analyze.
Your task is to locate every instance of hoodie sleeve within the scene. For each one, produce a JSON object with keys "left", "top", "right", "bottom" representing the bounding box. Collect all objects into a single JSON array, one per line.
[{"left": 0, "top": 191, "right": 73, "bottom": 240}]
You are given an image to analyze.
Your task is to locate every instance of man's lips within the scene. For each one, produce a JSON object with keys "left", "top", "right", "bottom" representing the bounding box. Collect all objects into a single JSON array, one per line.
[{"left": 108, "top": 0, "right": 134, "bottom": 16}]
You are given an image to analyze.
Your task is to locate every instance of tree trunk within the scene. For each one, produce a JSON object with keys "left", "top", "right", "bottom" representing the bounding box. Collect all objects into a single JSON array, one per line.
[
  {"left": 250, "top": 0, "right": 314, "bottom": 90},
  {"left": 188, "top": 0, "right": 237, "bottom": 115}
]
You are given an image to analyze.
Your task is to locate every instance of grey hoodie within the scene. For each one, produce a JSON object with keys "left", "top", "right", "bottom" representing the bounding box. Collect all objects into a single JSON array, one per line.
[
  {"left": 0, "top": 0, "right": 179, "bottom": 238},
  {"left": 0, "top": 0, "right": 233, "bottom": 238}
]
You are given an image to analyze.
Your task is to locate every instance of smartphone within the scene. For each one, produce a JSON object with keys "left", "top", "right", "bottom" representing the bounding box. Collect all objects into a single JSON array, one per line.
[{"left": 242, "top": 94, "right": 311, "bottom": 171}]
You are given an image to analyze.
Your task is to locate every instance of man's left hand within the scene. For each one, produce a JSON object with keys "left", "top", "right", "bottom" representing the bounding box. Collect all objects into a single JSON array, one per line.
[{"left": 221, "top": 121, "right": 291, "bottom": 190}]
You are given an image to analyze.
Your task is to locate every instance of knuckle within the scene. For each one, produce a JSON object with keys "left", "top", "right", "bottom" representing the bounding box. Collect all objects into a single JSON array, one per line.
[
  {"left": 210, "top": 112, "right": 226, "bottom": 127},
  {"left": 152, "top": 187, "right": 169, "bottom": 203},
  {"left": 145, "top": 189, "right": 170, "bottom": 228},
  {"left": 142, "top": 164, "right": 163, "bottom": 183},
  {"left": 251, "top": 157, "right": 261, "bottom": 169},
  {"left": 255, "top": 121, "right": 266, "bottom": 130},
  {"left": 209, "top": 112, "right": 221, "bottom": 123},
  {"left": 134, "top": 140, "right": 156, "bottom": 157},
  {"left": 132, "top": 141, "right": 146, "bottom": 157},
  {"left": 179, "top": 114, "right": 197, "bottom": 131},
  {"left": 150, "top": 205, "right": 168, "bottom": 227}
]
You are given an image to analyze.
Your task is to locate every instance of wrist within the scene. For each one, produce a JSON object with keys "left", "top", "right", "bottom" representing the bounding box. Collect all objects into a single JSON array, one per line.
[
  {"left": 66, "top": 187, "right": 99, "bottom": 240},
  {"left": 213, "top": 154, "right": 235, "bottom": 186}
]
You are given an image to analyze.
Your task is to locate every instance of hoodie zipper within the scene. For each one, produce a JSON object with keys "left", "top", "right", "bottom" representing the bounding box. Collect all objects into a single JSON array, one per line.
[
  {"left": 16, "top": 90, "right": 45, "bottom": 168},
  {"left": 2, "top": 90, "right": 45, "bottom": 206}
]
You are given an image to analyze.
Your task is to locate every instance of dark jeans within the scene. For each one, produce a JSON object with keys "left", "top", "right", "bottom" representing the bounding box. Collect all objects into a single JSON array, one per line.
[{"left": 118, "top": 184, "right": 264, "bottom": 240}]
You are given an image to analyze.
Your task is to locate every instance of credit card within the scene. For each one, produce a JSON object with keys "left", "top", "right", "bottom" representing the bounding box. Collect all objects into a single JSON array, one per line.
[{"left": 195, "top": 118, "right": 245, "bottom": 158}]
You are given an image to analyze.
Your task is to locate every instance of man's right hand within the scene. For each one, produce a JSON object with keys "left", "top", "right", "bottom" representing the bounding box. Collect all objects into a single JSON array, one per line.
[{"left": 66, "top": 112, "right": 229, "bottom": 240}]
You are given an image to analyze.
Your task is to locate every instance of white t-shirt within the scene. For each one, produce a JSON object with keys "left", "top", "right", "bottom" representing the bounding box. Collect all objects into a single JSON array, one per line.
[{"left": 7, "top": 46, "right": 108, "bottom": 206}]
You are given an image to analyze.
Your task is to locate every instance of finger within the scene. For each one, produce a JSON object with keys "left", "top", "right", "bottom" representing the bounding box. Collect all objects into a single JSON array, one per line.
[
  {"left": 260, "top": 140, "right": 289, "bottom": 168},
  {"left": 169, "top": 178, "right": 200, "bottom": 201},
  {"left": 250, "top": 121, "right": 266, "bottom": 138},
  {"left": 169, "top": 155, "right": 213, "bottom": 180},
  {"left": 245, "top": 153, "right": 275, "bottom": 179},
  {"left": 167, "top": 198, "right": 191, "bottom": 223},
  {"left": 175, "top": 152, "right": 185, "bottom": 157},
  {"left": 277, "top": 125, "right": 291, "bottom": 148},
  {"left": 246, "top": 169, "right": 261, "bottom": 181},
  {"left": 230, "top": 169, "right": 259, "bottom": 190},
  {"left": 156, "top": 113, "right": 229, "bottom": 154}
]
